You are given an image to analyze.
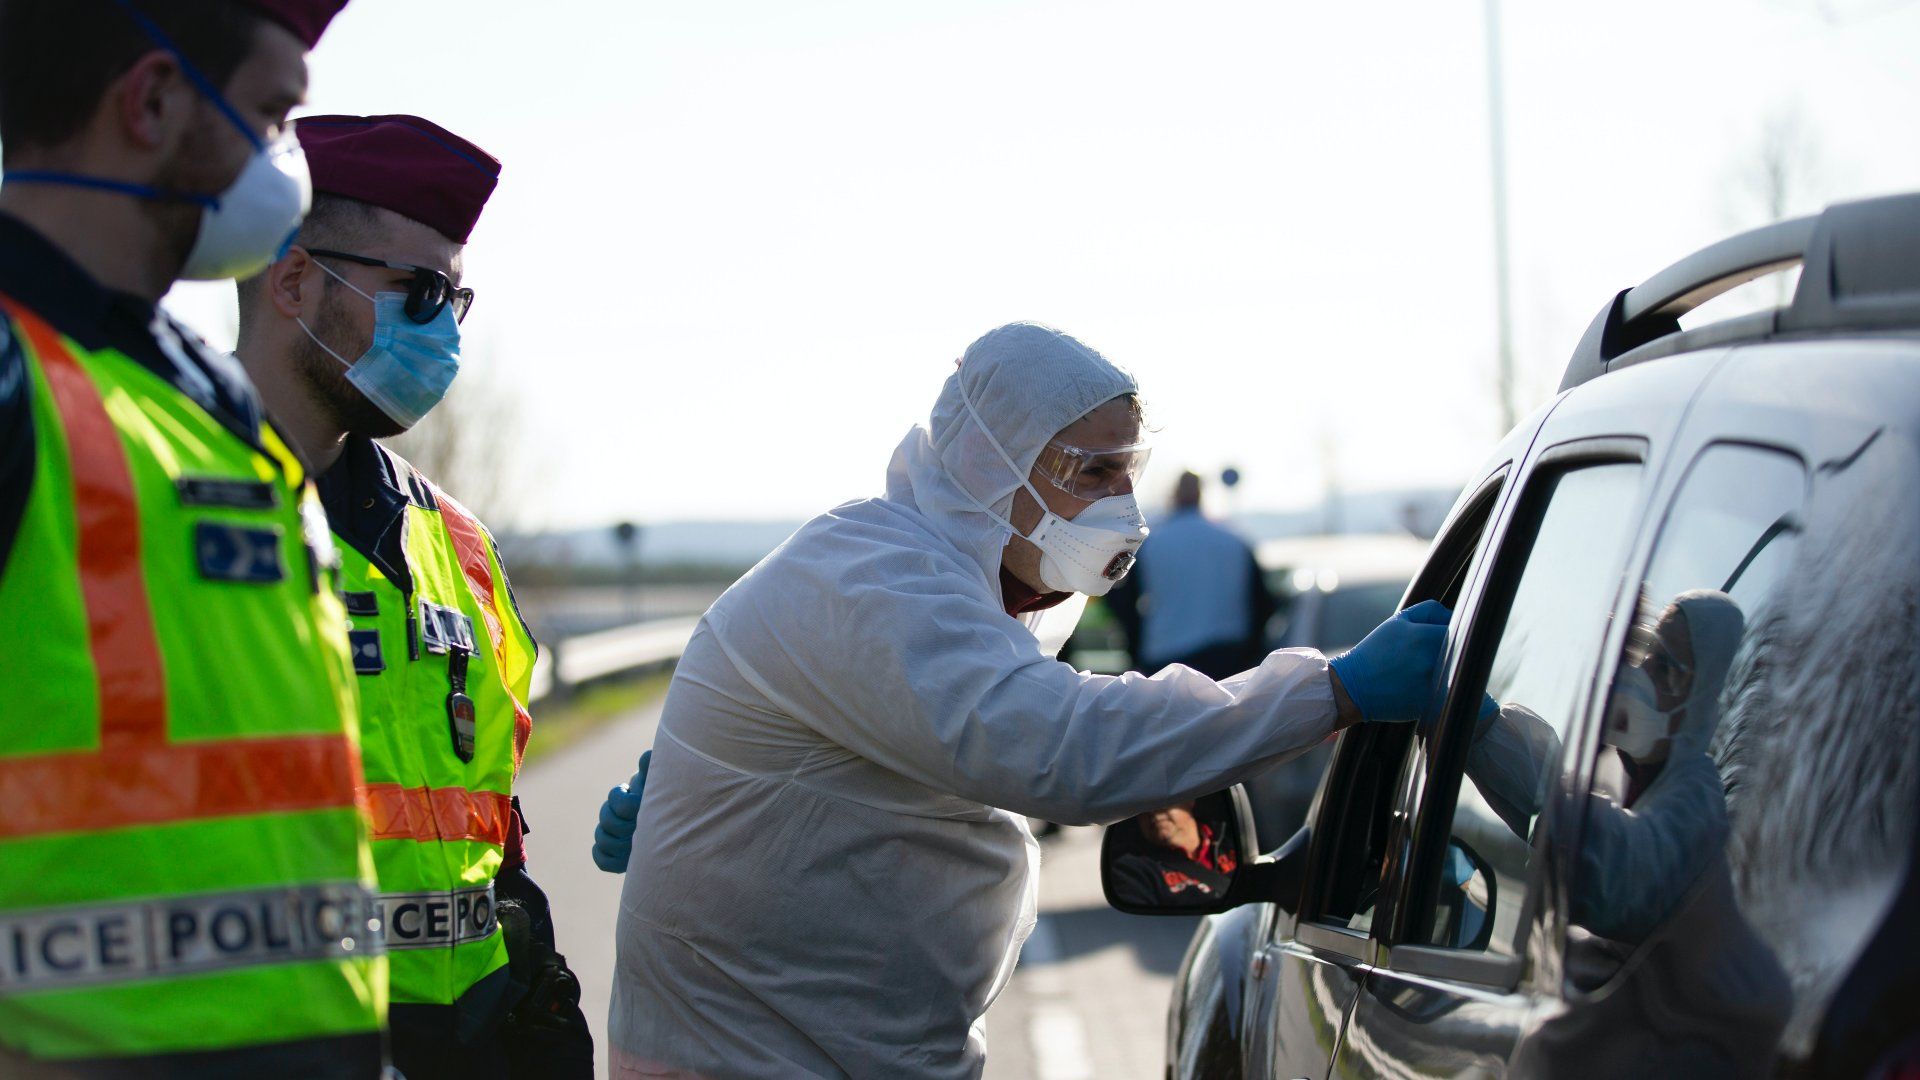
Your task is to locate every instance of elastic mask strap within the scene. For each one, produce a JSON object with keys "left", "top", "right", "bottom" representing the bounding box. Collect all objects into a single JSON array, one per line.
[
  {"left": 953, "top": 376, "right": 1058, "bottom": 537},
  {"left": 310, "top": 257, "right": 378, "bottom": 304},
  {"left": 295, "top": 316, "right": 354, "bottom": 370},
  {"left": 294, "top": 260, "right": 378, "bottom": 368},
  {"left": 112, "top": 0, "right": 267, "bottom": 152},
  {"left": 0, "top": 170, "right": 220, "bottom": 209}
]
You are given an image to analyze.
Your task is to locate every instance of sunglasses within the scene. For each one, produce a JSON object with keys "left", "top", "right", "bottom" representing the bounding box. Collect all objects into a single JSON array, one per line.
[{"left": 305, "top": 248, "right": 475, "bottom": 325}]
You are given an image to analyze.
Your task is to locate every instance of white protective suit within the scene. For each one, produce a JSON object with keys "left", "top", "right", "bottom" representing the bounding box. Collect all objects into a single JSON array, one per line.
[{"left": 610, "top": 323, "right": 1342, "bottom": 1079}]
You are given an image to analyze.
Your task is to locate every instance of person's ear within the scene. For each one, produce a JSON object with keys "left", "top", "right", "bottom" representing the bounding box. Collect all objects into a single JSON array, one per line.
[
  {"left": 266, "top": 248, "right": 314, "bottom": 319},
  {"left": 114, "top": 50, "right": 195, "bottom": 153}
]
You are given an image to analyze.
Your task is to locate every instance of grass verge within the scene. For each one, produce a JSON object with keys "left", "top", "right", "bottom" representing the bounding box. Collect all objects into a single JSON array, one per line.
[{"left": 522, "top": 671, "right": 673, "bottom": 770}]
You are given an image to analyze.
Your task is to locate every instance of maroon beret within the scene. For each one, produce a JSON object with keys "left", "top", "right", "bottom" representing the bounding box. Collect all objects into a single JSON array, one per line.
[
  {"left": 295, "top": 114, "right": 502, "bottom": 244},
  {"left": 236, "top": 0, "right": 348, "bottom": 48}
]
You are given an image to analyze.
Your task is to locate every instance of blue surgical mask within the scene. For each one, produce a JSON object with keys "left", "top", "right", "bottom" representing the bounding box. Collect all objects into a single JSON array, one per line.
[{"left": 298, "top": 260, "right": 461, "bottom": 429}]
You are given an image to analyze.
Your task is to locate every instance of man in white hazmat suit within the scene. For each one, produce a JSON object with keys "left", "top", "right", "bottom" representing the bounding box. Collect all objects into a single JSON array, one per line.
[{"left": 594, "top": 322, "right": 1451, "bottom": 1078}]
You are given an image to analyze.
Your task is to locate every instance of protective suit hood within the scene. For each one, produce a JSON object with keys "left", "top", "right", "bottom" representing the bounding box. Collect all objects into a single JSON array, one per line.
[
  {"left": 886, "top": 322, "right": 1139, "bottom": 606},
  {"left": 1570, "top": 590, "right": 1746, "bottom": 943},
  {"left": 1663, "top": 589, "right": 1745, "bottom": 761}
]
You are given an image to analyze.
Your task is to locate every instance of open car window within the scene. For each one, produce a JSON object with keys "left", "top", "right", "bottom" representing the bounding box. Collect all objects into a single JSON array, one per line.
[{"left": 1302, "top": 469, "right": 1508, "bottom": 938}]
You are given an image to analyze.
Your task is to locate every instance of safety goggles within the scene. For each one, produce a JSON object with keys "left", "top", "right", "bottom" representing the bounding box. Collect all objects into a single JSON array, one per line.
[
  {"left": 1033, "top": 440, "right": 1152, "bottom": 499},
  {"left": 1638, "top": 642, "right": 1694, "bottom": 700},
  {"left": 1623, "top": 619, "right": 1695, "bottom": 700},
  {"left": 305, "top": 249, "right": 474, "bottom": 324}
]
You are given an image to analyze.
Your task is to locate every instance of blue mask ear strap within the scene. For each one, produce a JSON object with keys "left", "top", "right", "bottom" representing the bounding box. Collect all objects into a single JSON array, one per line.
[
  {"left": 0, "top": 170, "right": 219, "bottom": 209},
  {"left": 110, "top": 0, "right": 268, "bottom": 152}
]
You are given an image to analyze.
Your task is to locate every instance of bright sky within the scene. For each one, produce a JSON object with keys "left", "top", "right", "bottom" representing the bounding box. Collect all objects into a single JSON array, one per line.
[{"left": 163, "top": 0, "right": 1920, "bottom": 529}]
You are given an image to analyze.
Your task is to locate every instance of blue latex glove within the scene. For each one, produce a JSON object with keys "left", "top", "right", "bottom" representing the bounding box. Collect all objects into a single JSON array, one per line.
[
  {"left": 1328, "top": 599, "right": 1452, "bottom": 722},
  {"left": 591, "top": 749, "right": 650, "bottom": 873},
  {"left": 1422, "top": 690, "right": 1501, "bottom": 736}
]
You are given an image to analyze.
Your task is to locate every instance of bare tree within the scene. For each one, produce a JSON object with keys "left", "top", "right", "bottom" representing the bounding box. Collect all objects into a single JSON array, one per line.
[
  {"left": 382, "top": 343, "right": 532, "bottom": 530},
  {"left": 1728, "top": 104, "right": 1830, "bottom": 307},
  {"left": 1743, "top": 106, "right": 1825, "bottom": 226}
]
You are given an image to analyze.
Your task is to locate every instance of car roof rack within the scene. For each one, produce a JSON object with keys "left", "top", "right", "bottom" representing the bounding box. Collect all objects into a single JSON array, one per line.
[{"left": 1559, "top": 191, "right": 1920, "bottom": 391}]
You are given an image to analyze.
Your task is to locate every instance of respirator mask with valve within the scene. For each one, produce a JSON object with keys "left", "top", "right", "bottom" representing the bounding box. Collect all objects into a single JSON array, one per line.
[{"left": 953, "top": 382, "right": 1151, "bottom": 597}]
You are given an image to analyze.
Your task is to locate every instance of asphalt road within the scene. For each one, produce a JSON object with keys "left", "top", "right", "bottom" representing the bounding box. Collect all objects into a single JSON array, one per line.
[
  {"left": 519, "top": 696, "right": 1196, "bottom": 1080},
  {"left": 983, "top": 827, "right": 1200, "bottom": 1080},
  {"left": 514, "top": 693, "right": 660, "bottom": 1078}
]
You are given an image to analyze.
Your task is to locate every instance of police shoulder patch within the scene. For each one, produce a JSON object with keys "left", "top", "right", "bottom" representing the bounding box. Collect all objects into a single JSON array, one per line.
[
  {"left": 193, "top": 521, "right": 285, "bottom": 584},
  {"left": 348, "top": 628, "right": 384, "bottom": 675}
]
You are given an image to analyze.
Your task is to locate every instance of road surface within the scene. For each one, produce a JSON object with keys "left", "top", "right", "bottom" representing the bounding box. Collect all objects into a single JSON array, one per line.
[{"left": 519, "top": 695, "right": 1196, "bottom": 1079}]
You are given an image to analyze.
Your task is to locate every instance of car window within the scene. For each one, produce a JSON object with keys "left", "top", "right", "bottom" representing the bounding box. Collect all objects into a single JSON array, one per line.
[
  {"left": 1548, "top": 438, "right": 1920, "bottom": 1072},
  {"left": 1250, "top": 571, "right": 1418, "bottom": 850},
  {"left": 1411, "top": 460, "right": 1643, "bottom": 960},
  {"left": 1306, "top": 473, "right": 1505, "bottom": 936}
]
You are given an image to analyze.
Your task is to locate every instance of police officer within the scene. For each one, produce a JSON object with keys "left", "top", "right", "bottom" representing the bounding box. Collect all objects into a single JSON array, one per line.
[
  {"left": 0, "top": 1, "right": 387, "bottom": 1076},
  {"left": 232, "top": 114, "right": 593, "bottom": 1079}
]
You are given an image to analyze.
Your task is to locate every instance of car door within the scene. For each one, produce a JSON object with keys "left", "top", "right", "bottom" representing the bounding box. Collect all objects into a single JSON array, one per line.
[
  {"left": 1329, "top": 442, "right": 1646, "bottom": 1078},
  {"left": 1242, "top": 458, "right": 1516, "bottom": 1080},
  {"left": 1513, "top": 339, "right": 1920, "bottom": 1077},
  {"left": 1326, "top": 352, "right": 1722, "bottom": 1079}
]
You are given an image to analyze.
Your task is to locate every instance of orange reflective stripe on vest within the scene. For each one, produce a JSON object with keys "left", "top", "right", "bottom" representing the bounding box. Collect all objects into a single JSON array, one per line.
[
  {"left": 0, "top": 299, "right": 362, "bottom": 842},
  {"left": 0, "top": 737, "right": 363, "bottom": 840},
  {"left": 0, "top": 299, "right": 165, "bottom": 744},
  {"left": 363, "top": 782, "right": 511, "bottom": 845},
  {"left": 436, "top": 494, "right": 531, "bottom": 771}
]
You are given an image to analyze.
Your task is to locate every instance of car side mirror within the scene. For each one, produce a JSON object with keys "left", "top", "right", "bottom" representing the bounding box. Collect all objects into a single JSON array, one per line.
[
  {"left": 1101, "top": 785, "right": 1311, "bottom": 917},
  {"left": 1430, "top": 837, "right": 1496, "bottom": 951}
]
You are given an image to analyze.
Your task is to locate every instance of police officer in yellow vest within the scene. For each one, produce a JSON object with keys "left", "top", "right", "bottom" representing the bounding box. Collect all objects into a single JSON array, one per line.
[
  {"left": 0, "top": 1, "right": 387, "bottom": 1076},
  {"left": 232, "top": 114, "right": 593, "bottom": 1079}
]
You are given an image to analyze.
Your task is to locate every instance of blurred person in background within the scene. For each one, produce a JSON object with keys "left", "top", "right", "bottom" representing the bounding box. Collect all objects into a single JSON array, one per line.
[
  {"left": 232, "top": 115, "right": 592, "bottom": 1079},
  {"left": 1106, "top": 468, "right": 1275, "bottom": 677},
  {"left": 0, "top": 1, "right": 393, "bottom": 1075},
  {"left": 590, "top": 322, "right": 1451, "bottom": 1079},
  {"left": 1109, "top": 469, "right": 1312, "bottom": 851}
]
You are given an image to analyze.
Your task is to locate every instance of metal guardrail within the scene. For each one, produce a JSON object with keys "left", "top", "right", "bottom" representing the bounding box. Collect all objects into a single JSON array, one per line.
[{"left": 526, "top": 615, "right": 701, "bottom": 703}]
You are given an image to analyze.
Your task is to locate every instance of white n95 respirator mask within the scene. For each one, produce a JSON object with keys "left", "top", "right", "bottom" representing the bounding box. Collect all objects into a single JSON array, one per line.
[
  {"left": 953, "top": 380, "right": 1150, "bottom": 597},
  {"left": 179, "top": 128, "right": 311, "bottom": 281},
  {"left": 1605, "top": 665, "right": 1682, "bottom": 764},
  {"left": 1023, "top": 491, "right": 1149, "bottom": 596}
]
